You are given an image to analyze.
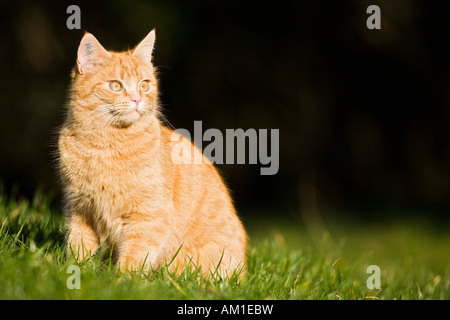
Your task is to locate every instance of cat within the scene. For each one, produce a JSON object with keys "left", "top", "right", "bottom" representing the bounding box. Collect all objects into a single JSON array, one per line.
[{"left": 57, "top": 29, "right": 247, "bottom": 278}]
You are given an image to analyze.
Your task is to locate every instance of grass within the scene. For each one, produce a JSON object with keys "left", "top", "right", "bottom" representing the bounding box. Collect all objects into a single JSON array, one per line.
[{"left": 0, "top": 189, "right": 449, "bottom": 299}]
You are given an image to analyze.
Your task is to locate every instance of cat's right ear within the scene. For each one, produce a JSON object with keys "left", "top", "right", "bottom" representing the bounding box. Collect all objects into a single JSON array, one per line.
[{"left": 77, "top": 33, "right": 111, "bottom": 75}]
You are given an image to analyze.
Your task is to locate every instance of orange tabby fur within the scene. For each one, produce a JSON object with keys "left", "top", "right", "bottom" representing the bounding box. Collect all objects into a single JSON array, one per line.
[{"left": 58, "top": 30, "right": 247, "bottom": 277}]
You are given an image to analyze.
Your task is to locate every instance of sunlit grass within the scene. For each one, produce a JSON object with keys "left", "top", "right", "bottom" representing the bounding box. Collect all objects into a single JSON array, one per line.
[{"left": 0, "top": 189, "right": 449, "bottom": 299}]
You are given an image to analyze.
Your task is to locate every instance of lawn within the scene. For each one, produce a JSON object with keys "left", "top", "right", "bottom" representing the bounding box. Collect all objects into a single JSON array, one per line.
[{"left": 0, "top": 189, "right": 449, "bottom": 300}]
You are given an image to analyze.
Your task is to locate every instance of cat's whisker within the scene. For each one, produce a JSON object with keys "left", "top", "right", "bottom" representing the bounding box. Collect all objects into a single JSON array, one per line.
[
  {"left": 81, "top": 112, "right": 120, "bottom": 132},
  {"left": 102, "top": 111, "right": 121, "bottom": 129},
  {"left": 83, "top": 109, "right": 113, "bottom": 128},
  {"left": 83, "top": 105, "right": 112, "bottom": 118},
  {"left": 157, "top": 110, "right": 174, "bottom": 129}
]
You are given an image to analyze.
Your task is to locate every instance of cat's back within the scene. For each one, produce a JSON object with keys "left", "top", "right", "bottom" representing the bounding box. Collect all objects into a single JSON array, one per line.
[
  {"left": 160, "top": 125, "right": 246, "bottom": 263},
  {"left": 161, "top": 125, "right": 227, "bottom": 187},
  {"left": 160, "top": 126, "right": 236, "bottom": 215}
]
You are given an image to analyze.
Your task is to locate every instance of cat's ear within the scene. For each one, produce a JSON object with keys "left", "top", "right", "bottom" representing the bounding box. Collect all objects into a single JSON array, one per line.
[
  {"left": 77, "top": 33, "right": 111, "bottom": 75},
  {"left": 132, "top": 29, "right": 156, "bottom": 63}
]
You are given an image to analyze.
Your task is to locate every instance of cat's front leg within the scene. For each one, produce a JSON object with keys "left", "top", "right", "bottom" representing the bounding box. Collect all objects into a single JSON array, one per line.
[
  {"left": 66, "top": 213, "right": 100, "bottom": 261},
  {"left": 116, "top": 212, "right": 169, "bottom": 273}
]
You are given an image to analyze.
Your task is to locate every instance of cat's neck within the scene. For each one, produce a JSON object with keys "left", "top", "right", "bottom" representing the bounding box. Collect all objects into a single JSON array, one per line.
[{"left": 65, "top": 112, "right": 161, "bottom": 153}]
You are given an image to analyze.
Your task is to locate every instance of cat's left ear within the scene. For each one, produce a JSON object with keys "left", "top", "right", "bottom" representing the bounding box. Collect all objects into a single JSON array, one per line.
[{"left": 133, "top": 29, "right": 156, "bottom": 63}]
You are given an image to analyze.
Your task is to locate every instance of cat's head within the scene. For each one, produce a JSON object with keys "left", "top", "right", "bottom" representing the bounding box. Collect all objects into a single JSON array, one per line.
[{"left": 70, "top": 30, "right": 158, "bottom": 128}]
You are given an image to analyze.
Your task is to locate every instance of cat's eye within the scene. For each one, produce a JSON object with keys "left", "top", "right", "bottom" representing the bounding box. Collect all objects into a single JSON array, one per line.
[
  {"left": 109, "top": 81, "right": 123, "bottom": 92},
  {"left": 139, "top": 80, "right": 150, "bottom": 92}
]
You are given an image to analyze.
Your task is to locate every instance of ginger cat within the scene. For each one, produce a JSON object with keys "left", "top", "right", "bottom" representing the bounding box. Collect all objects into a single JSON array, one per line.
[{"left": 57, "top": 30, "right": 247, "bottom": 277}]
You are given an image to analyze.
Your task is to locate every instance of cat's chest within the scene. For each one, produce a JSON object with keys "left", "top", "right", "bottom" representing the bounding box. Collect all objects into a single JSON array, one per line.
[
  {"left": 61, "top": 137, "right": 163, "bottom": 208},
  {"left": 65, "top": 146, "right": 151, "bottom": 184}
]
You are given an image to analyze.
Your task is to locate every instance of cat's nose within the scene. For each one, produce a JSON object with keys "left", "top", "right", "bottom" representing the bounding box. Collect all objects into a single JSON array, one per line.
[{"left": 131, "top": 96, "right": 142, "bottom": 106}]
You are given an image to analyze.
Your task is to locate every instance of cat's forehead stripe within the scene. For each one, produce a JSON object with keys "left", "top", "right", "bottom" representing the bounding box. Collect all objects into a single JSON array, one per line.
[{"left": 111, "top": 54, "right": 143, "bottom": 82}]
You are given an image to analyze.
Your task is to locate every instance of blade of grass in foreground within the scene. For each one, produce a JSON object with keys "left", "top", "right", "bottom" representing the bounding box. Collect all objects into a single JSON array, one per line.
[{"left": 0, "top": 189, "right": 449, "bottom": 299}]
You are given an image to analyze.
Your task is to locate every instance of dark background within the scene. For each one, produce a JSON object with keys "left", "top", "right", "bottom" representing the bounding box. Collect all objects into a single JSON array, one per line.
[{"left": 1, "top": 0, "right": 449, "bottom": 220}]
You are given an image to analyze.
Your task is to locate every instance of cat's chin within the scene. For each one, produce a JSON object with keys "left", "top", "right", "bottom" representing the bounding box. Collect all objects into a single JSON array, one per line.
[{"left": 112, "top": 110, "right": 144, "bottom": 128}]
